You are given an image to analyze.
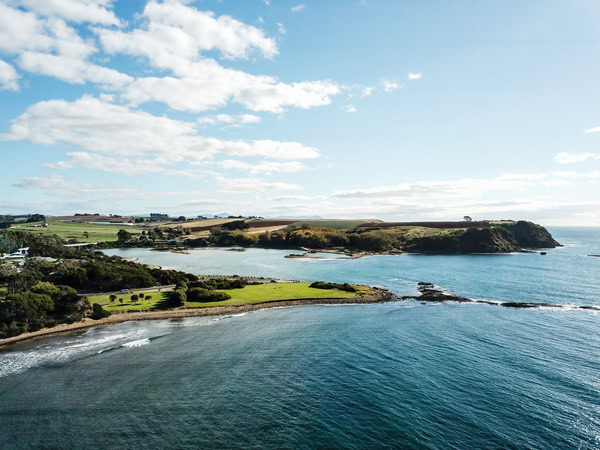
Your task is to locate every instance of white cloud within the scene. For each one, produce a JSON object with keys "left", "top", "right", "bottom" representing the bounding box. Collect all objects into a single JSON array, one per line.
[
  {"left": 264, "top": 0, "right": 271, "bottom": 5},
  {"left": 291, "top": 4, "right": 306, "bottom": 13},
  {"left": 407, "top": 72, "right": 422, "bottom": 80},
  {"left": 95, "top": 0, "right": 278, "bottom": 61},
  {"left": 0, "top": 3, "right": 130, "bottom": 87},
  {"left": 361, "top": 86, "right": 374, "bottom": 97},
  {"left": 344, "top": 104, "right": 357, "bottom": 113},
  {"left": 43, "top": 152, "right": 168, "bottom": 176},
  {"left": 332, "top": 171, "right": 599, "bottom": 200},
  {"left": 584, "top": 126, "right": 600, "bottom": 133},
  {"left": 382, "top": 79, "right": 400, "bottom": 92},
  {"left": 0, "top": 96, "right": 321, "bottom": 166},
  {"left": 197, "top": 114, "right": 261, "bottom": 127},
  {"left": 277, "top": 22, "right": 287, "bottom": 34},
  {"left": 18, "top": 52, "right": 132, "bottom": 88},
  {"left": 16, "top": 0, "right": 122, "bottom": 26},
  {"left": 0, "top": 4, "right": 95, "bottom": 58},
  {"left": 218, "top": 159, "right": 305, "bottom": 175},
  {"left": 93, "top": 3, "right": 340, "bottom": 113},
  {"left": 0, "top": 59, "right": 19, "bottom": 91},
  {"left": 554, "top": 151, "right": 598, "bottom": 164}
]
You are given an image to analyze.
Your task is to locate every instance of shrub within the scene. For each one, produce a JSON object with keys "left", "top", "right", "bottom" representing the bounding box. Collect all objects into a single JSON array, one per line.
[
  {"left": 309, "top": 281, "right": 357, "bottom": 292},
  {"left": 138, "top": 293, "right": 145, "bottom": 299},
  {"left": 168, "top": 289, "right": 187, "bottom": 307},
  {"left": 131, "top": 294, "right": 139, "bottom": 301},
  {"left": 91, "top": 303, "right": 111, "bottom": 320},
  {"left": 187, "top": 288, "right": 231, "bottom": 303}
]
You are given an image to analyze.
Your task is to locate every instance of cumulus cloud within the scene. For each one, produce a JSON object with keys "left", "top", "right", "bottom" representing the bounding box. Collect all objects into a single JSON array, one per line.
[
  {"left": 361, "top": 86, "right": 374, "bottom": 97},
  {"left": 291, "top": 4, "right": 306, "bottom": 12},
  {"left": 344, "top": 104, "right": 357, "bottom": 113},
  {"left": 0, "top": 96, "right": 321, "bottom": 166},
  {"left": 0, "top": 59, "right": 19, "bottom": 91},
  {"left": 407, "top": 72, "right": 422, "bottom": 80},
  {"left": 382, "top": 79, "right": 400, "bottom": 92},
  {"left": 554, "top": 151, "right": 598, "bottom": 164},
  {"left": 16, "top": 0, "right": 122, "bottom": 26},
  {"left": 0, "top": 3, "right": 130, "bottom": 87},
  {"left": 94, "top": 0, "right": 277, "bottom": 61},
  {"left": 92, "top": 2, "right": 340, "bottom": 113}
]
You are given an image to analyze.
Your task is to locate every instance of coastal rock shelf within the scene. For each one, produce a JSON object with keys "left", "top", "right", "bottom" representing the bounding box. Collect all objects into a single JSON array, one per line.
[{"left": 404, "top": 282, "right": 600, "bottom": 311}]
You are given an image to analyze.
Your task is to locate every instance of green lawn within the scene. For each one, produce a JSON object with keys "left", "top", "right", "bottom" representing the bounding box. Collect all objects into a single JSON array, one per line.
[
  {"left": 87, "top": 289, "right": 170, "bottom": 311},
  {"left": 186, "top": 282, "right": 372, "bottom": 307},
  {"left": 11, "top": 219, "right": 145, "bottom": 243},
  {"left": 85, "top": 283, "right": 372, "bottom": 311}
]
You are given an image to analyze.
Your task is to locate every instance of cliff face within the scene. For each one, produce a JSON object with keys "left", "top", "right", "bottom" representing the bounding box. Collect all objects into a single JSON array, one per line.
[{"left": 403, "top": 221, "right": 560, "bottom": 254}]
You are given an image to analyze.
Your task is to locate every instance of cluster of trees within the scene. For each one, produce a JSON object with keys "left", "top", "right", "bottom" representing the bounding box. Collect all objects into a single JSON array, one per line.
[
  {"left": 310, "top": 281, "right": 357, "bottom": 292},
  {"left": 0, "top": 282, "right": 90, "bottom": 337},
  {"left": 168, "top": 277, "right": 250, "bottom": 306},
  {"left": 194, "top": 226, "right": 403, "bottom": 252}
]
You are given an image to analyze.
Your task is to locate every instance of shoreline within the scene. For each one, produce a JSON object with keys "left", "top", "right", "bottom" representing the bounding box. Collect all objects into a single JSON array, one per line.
[{"left": 0, "top": 289, "right": 393, "bottom": 349}]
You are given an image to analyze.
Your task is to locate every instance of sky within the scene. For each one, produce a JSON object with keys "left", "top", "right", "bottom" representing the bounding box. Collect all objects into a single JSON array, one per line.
[{"left": 1, "top": 0, "right": 599, "bottom": 225}]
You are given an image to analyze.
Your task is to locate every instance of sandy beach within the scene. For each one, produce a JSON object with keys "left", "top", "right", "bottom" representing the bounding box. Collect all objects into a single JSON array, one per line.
[{"left": 0, "top": 289, "right": 393, "bottom": 349}]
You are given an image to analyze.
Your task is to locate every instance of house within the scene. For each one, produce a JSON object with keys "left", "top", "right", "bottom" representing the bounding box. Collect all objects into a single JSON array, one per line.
[{"left": 1, "top": 247, "right": 29, "bottom": 260}]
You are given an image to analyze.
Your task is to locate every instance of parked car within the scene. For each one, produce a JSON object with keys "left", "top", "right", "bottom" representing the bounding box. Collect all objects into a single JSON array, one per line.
[{"left": 120, "top": 289, "right": 130, "bottom": 294}]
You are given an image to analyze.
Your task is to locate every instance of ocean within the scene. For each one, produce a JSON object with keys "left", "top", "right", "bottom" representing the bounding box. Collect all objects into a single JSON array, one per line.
[{"left": 0, "top": 227, "right": 598, "bottom": 448}]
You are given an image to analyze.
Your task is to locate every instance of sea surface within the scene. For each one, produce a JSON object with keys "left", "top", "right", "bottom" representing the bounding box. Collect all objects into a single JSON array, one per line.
[{"left": 1, "top": 227, "right": 599, "bottom": 449}]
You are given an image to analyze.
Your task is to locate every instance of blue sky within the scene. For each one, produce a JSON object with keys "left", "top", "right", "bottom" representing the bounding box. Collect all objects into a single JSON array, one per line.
[{"left": 1, "top": 0, "right": 599, "bottom": 224}]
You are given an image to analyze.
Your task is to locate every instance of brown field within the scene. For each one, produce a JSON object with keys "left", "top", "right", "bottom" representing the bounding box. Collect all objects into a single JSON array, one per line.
[
  {"left": 246, "top": 225, "right": 289, "bottom": 235},
  {"left": 54, "top": 215, "right": 134, "bottom": 223},
  {"left": 247, "top": 220, "right": 297, "bottom": 228},
  {"left": 358, "top": 221, "right": 490, "bottom": 229}
]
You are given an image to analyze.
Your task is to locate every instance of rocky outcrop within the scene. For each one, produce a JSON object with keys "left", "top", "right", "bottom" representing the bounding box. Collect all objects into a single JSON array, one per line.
[
  {"left": 404, "top": 282, "right": 599, "bottom": 311},
  {"left": 403, "top": 221, "right": 560, "bottom": 254}
]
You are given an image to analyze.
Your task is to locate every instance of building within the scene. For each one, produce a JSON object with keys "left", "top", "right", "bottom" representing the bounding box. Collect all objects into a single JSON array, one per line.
[
  {"left": 1, "top": 247, "right": 29, "bottom": 260},
  {"left": 150, "top": 213, "right": 169, "bottom": 219}
]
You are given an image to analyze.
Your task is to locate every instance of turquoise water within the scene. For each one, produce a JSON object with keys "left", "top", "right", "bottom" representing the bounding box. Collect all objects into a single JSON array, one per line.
[{"left": 1, "top": 227, "right": 599, "bottom": 448}]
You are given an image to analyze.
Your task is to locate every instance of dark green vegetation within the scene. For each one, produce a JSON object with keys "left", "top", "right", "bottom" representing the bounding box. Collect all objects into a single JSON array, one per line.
[
  {"left": 168, "top": 278, "right": 250, "bottom": 306},
  {"left": 0, "top": 282, "right": 89, "bottom": 337},
  {"left": 187, "top": 220, "right": 559, "bottom": 254},
  {"left": 310, "top": 281, "right": 357, "bottom": 292}
]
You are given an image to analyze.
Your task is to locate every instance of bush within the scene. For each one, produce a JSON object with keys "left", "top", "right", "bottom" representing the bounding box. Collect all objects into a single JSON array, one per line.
[
  {"left": 138, "top": 293, "right": 145, "bottom": 299},
  {"left": 187, "top": 288, "right": 231, "bottom": 303},
  {"left": 91, "top": 303, "right": 111, "bottom": 320},
  {"left": 131, "top": 294, "right": 139, "bottom": 301},
  {"left": 168, "top": 289, "right": 187, "bottom": 307},
  {"left": 309, "top": 281, "right": 357, "bottom": 292}
]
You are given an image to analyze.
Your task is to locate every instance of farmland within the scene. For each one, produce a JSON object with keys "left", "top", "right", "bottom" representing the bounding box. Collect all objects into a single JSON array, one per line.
[{"left": 10, "top": 219, "right": 145, "bottom": 243}]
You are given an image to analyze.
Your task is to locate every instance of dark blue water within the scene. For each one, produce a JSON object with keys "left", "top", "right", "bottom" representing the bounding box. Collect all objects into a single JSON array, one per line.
[{"left": 1, "top": 227, "right": 599, "bottom": 449}]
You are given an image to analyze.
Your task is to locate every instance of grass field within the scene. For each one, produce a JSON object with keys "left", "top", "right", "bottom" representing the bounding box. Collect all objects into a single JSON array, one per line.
[
  {"left": 186, "top": 282, "right": 371, "bottom": 307},
  {"left": 87, "top": 283, "right": 371, "bottom": 311},
  {"left": 87, "top": 289, "right": 170, "bottom": 311},
  {"left": 10, "top": 219, "right": 144, "bottom": 243}
]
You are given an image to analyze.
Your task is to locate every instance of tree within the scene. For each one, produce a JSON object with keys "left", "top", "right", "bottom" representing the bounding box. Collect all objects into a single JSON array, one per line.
[
  {"left": 131, "top": 294, "right": 139, "bottom": 302},
  {"left": 138, "top": 293, "right": 145, "bottom": 299},
  {"left": 90, "top": 303, "right": 111, "bottom": 320},
  {"left": 119, "top": 298, "right": 124, "bottom": 303},
  {"left": 109, "top": 294, "right": 117, "bottom": 304},
  {"left": 117, "top": 229, "right": 132, "bottom": 243},
  {"left": 463, "top": 216, "right": 473, "bottom": 222}
]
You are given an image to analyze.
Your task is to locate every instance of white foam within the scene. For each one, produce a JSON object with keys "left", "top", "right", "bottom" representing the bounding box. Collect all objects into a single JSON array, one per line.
[{"left": 122, "top": 338, "right": 150, "bottom": 348}]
